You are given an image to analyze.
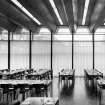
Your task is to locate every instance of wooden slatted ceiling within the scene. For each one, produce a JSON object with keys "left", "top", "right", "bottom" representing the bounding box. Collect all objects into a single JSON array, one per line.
[
  {"left": 18, "top": 0, "right": 57, "bottom": 32},
  {"left": 0, "top": 0, "right": 38, "bottom": 32},
  {"left": 77, "top": 0, "right": 85, "bottom": 26},
  {"left": 85, "top": 0, "right": 96, "bottom": 26},
  {"left": 54, "top": 0, "right": 68, "bottom": 25},
  {"left": 0, "top": 0, "right": 104, "bottom": 32}
]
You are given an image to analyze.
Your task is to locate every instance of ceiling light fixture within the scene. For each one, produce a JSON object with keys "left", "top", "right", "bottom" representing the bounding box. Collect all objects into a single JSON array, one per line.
[
  {"left": 82, "top": 0, "right": 90, "bottom": 25},
  {"left": 49, "top": 0, "right": 63, "bottom": 25},
  {"left": 11, "top": 0, "right": 41, "bottom": 25}
]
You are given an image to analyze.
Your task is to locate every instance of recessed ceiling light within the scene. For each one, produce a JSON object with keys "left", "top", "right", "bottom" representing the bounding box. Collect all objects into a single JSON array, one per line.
[
  {"left": 82, "top": 0, "right": 90, "bottom": 25},
  {"left": 11, "top": 0, "right": 41, "bottom": 25},
  {"left": 49, "top": 0, "right": 63, "bottom": 25}
]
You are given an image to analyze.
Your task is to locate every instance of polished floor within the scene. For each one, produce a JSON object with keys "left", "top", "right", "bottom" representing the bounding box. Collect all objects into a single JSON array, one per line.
[
  {"left": 53, "top": 77, "right": 105, "bottom": 105},
  {"left": 1, "top": 77, "right": 105, "bottom": 105}
]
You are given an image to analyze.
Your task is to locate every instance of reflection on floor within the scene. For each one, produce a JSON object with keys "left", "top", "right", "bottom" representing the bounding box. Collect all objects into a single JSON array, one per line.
[
  {"left": 45, "top": 77, "right": 105, "bottom": 105},
  {"left": 59, "top": 78, "right": 98, "bottom": 105},
  {"left": 1, "top": 77, "right": 105, "bottom": 105}
]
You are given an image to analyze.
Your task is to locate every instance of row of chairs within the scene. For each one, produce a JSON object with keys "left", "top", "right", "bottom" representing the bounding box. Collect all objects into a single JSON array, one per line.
[
  {"left": 58, "top": 69, "right": 75, "bottom": 83},
  {"left": 26, "top": 70, "right": 51, "bottom": 80},
  {"left": 0, "top": 82, "right": 51, "bottom": 104},
  {"left": 0, "top": 69, "right": 52, "bottom": 80},
  {"left": 0, "top": 69, "right": 52, "bottom": 104},
  {"left": 0, "top": 101, "right": 20, "bottom": 105},
  {"left": 0, "top": 69, "right": 33, "bottom": 80},
  {"left": 84, "top": 69, "right": 105, "bottom": 105}
]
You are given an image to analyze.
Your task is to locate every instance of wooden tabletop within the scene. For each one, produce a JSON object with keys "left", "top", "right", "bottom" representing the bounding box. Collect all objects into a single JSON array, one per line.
[
  {"left": 86, "top": 70, "right": 98, "bottom": 76},
  {"left": 0, "top": 80, "right": 52, "bottom": 85},
  {"left": 97, "top": 79, "right": 105, "bottom": 88},
  {"left": 21, "top": 97, "right": 58, "bottom": 105},
  {"left": 60, "top": 69, "right": 74, "bottom": 76},
  {"left": 84, "top": 69, "right": 102, "bottom": 76},
  {"left": 27, "top": 69, "right": 51, "bottom": 76},
  {"left": 0, "top": 69, "right": 27, "bottom": 75},
  {"left": 37, "top": 69, "right": 51, "bottom": 75}
]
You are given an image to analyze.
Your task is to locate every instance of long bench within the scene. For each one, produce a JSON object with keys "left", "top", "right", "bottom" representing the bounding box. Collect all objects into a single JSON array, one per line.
[
  {"left": 21, "top": 97, "right": 59, "bottom": 105},
  {"left": 59, "top": 69, "right": 75, "bottom": 82},
  {"left": 84, "top": 69, "right": 103, "bottom": 80},
  {"left": 26, "top": 69, "right": 51, "bottom": 80},
  {"left": 0, "top": 69, "right": 34, "bottom": 80},
  {"left": 97, "top": 79, "right": 105, "bottom": 105},
  {"left": 0, "top": 80, "right": 52, "bottom": 103}
]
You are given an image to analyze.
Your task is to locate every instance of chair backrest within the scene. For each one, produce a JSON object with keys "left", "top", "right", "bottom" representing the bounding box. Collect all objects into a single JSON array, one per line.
[
  {"left": 0, "top": 102, "right": 8, "bottom": 105},
  {"left": 17, "top": 94, "right": 23, "bottom": 102},
  {"left": 10, "top": 100, "right": 20, "bottom": 105}
]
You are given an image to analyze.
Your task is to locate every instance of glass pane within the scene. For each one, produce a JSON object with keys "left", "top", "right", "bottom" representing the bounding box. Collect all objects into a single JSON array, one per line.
[
  {"left": 11, "top": 41, "right": 29, "bottom": 69},
  {"left": 12, "top": 28, "right": 29, "bottom": 40},
  {"left": 95, "top": 28, "right": 105, "bottom": 41},
  {"left": 74, "top": 35, "right": 92, "bottom": 41},
  {"left": 12, "top": 33, "right": 21, "bottom": 40},
  {"left": 33, "top": 35, "right": 51, "bottom": 40},
  {"left": 74, "top": 27, "right": 91, "bottom": 41},
  {"left": 53, "top": 27, "right": 72, "bottom": 75},
  {"left": 0, "top": 41, "right": 8, "bottom": 69},
  {"left": 95, "top": 35, "right": 105, "bottom": 41},
  {"left": 39, "top": 27, "right": 50, "bottom": 33},
  {"left": 95, "top": 28, "right": 105, "bottom": 34},
  {"left": 76, "top": 27, "right": 90, "bottom": 33},
  {"left": 1, "top": 30, "right": 8, "bottom": 40},
  {"left": 33, "top": 28, "right": 51, "bottom": 40},
  {"left": 74, "top": 41, "right": 92, "bottom": 76},
  {"left": 57, "top": 27, "right": 70, "bottom": 33},
  {"left": 32, "top": 41, "right": 51, "bottom": 70},
  {"left": 53, "top": 35, "right": 72, "bottom": 41},
  {"left": 74, "top": 27, "right": 92, "bottom": 76},
  {"left": 95, "top": 42, "right": 105, "bottom": 75},
  {"left": 53, "top": 41, "right": 72, "bottom": 75}
]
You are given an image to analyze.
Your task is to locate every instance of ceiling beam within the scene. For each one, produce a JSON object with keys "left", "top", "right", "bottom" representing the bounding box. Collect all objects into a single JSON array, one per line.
[
  {"left": 72, "top": 0, "right": 77, "bottom": 25},
  {"left": 63, "top": 0, "right": 74, "bottom": 26},
  {"left": 85, "top": 0, "right": 96, "bottom": 26},
  {"left": 77, "top": 0, "right": 85, "bottom": 25},
  {"left": 60, "top": 0, "right": 75, "bottom": 32},
  {"left": 17, "top": 0, "right": 57, "bottom": 32},
  {"left": 43, "top": 0, "right": 60, "bottom": 25},
  {"left": 54, "top": 0, "right": 68, "bottom": 25},
  {"left": 0, "top": 0, "right": 39, "bottom": 32},
  {"left": 0, "top": 13, "right": 19, "bottom": 31},
  {"left": 89, "top": 0, "right": 105, "bottom": 32}
]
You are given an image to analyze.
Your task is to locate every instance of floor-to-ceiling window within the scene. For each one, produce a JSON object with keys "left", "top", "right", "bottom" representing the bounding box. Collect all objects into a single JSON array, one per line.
[
  {"left": 1, "top": 26, "right": 105, "bottom": 76},
  {"left": 32, "top": 28, "right": 51, "bottom": 71},
  {"left": 53, "top": 27, "right": 93, "bottom": 76},
  {"left": 74, "top": 27, "right": 92, "bottom": 76},
  {"left": 53, "top": 27, "right": 72, "bottom": 76},
  {"left": 10, "top": 29, "right": 29, "bottom": 70},
  {"left": 95, "top": 27, "right": 105, "bottom": 75},
  {"left": 0, "top": 30, "right": 8, "bottom": 69}
]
